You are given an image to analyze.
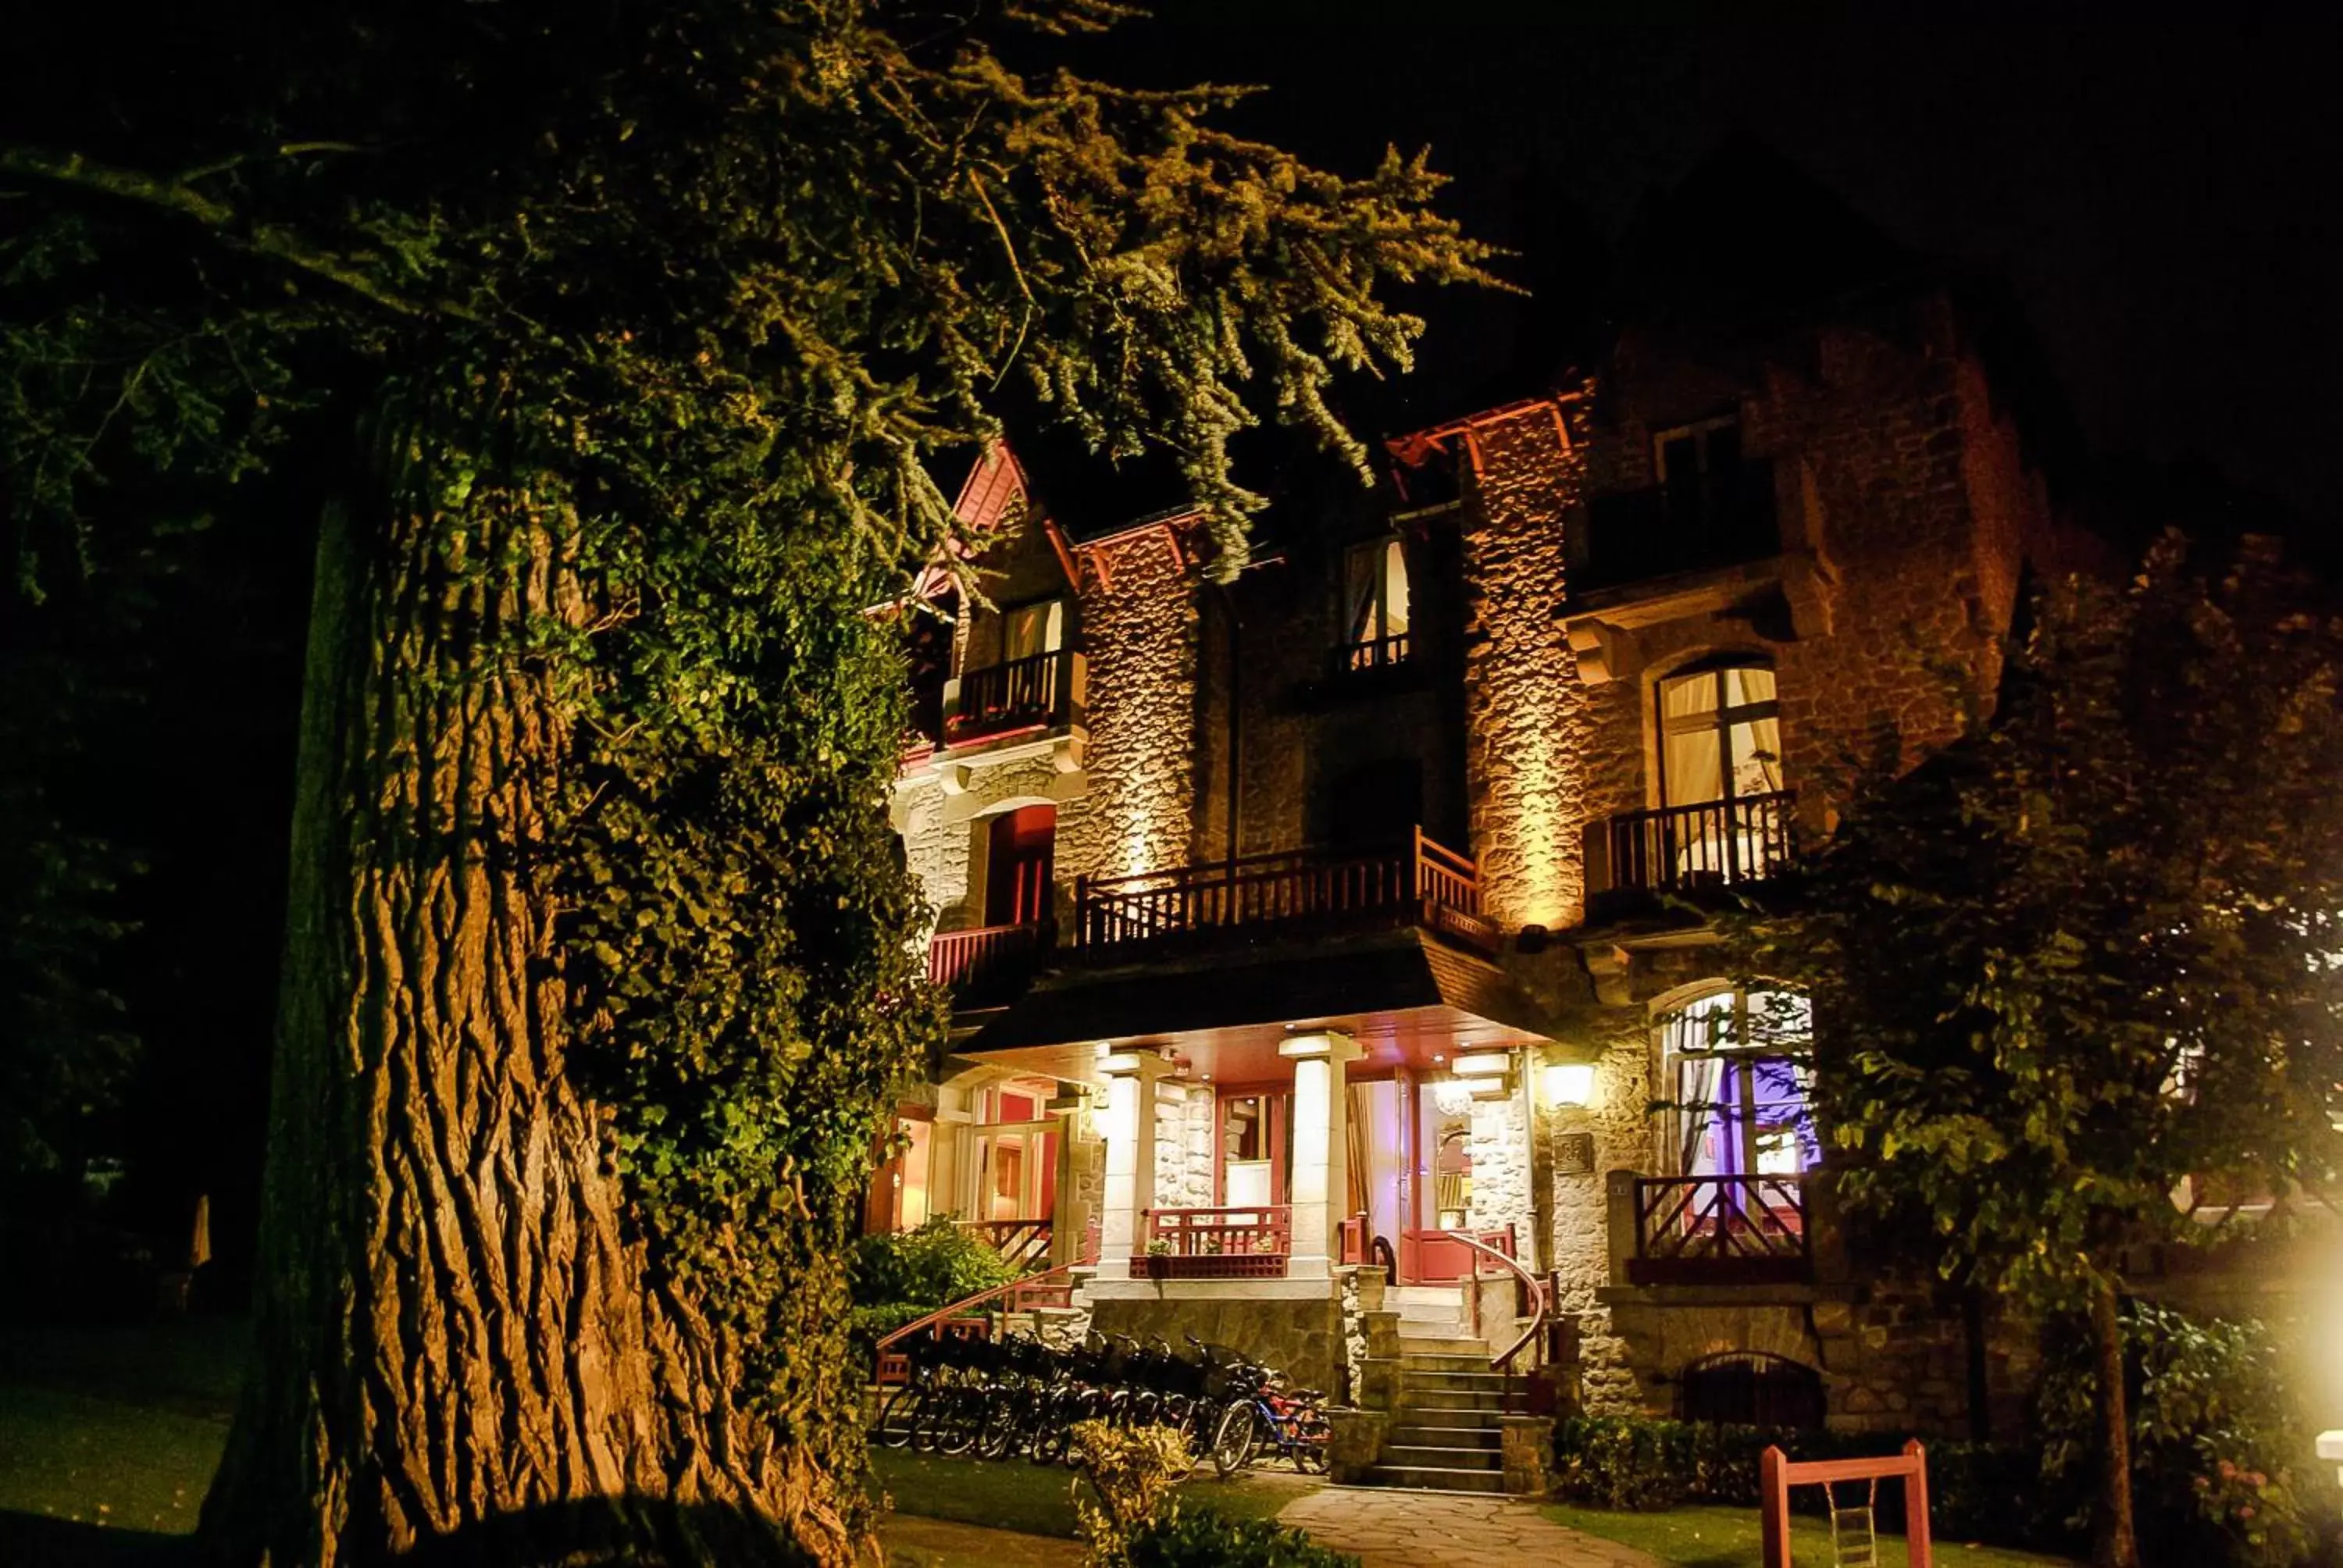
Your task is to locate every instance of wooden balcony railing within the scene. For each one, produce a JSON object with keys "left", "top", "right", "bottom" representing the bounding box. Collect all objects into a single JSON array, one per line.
[
  {"left": 925, "top": 921, "right": 1048, "bottom": 1005},
  {"left": 1130, "top": 1205, "right": 1292, "bottom": 1279},
  {"left": 943, "top": 648, "right": 1082, "bottom": 747},
  {"left": 1628, "top": 1173, "right": 1809, "bottom": 1285},
  {"left": 1339, "top": 630, "right": 1411, "bottom": 673},
  {"left": 1072, "top": 826, "right": 1499, "bottom": 958},
  {"left": 1603, "top": 789, "right": 1795, "bottom": 896},
  {"left": 958, "top": 1217, "right": 1053, "bottom": 1272}
]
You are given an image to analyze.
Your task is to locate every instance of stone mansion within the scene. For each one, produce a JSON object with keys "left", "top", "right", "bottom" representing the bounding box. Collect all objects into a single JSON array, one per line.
[{"left": 870, "top": 260, "right": 2095, "bottom": 1478}]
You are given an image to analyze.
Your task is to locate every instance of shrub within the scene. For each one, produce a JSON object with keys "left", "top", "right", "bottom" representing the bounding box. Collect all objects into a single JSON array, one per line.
[
  {"left": 849, "top": 1215, "right": 1018, "bottom": 1308},
  {"left": 2040, "top": 1299, "right": 2324, "bottom": 1568},
  {"left": 1127, "top": 1509, "right": 1360, "bottom": 1568},
  {"left": 1069, "top": 1419, "right": 1192, "bottom": 1566},
  {"left": 1553, "top": 1416, "right": 2077, "bottom": 1555},
  {"left": 844, "top": 1216, "right": 1018, "bottom": 1357}
]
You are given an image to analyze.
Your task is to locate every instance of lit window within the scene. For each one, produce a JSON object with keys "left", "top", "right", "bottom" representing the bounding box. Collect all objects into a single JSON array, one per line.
[
  {"left": 1000, "top": 598, "right": 1066, "bottom": 664},
  {"left": 1659, "top": 659, "right": 1783, "bottom": 807},
  {"left": 1660, "top": 988, "right": 1817, "bottom": 1180},
  {"left": 1342, "top": 537, "right": 1412, "bottom": 670}
]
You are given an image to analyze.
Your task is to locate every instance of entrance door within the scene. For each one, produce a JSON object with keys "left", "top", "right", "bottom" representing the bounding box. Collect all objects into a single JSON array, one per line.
[{"left": 985, "top": 805, "right": 1055, "bottom": 928}]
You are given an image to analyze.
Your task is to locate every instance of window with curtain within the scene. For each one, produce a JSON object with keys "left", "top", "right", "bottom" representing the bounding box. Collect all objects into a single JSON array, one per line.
[
  {"left": 1341, "top": 536, "right": 1412, "bottom": 669},
  {"left": 1660, "top": 987, "right": 1817, "bottom": 1179},
  {"left": 1658, "top": 659, "right": 1783, "bottom": 808},
  {"left": 1000, "top": 598, "right": 1066, "bottom": 664}
]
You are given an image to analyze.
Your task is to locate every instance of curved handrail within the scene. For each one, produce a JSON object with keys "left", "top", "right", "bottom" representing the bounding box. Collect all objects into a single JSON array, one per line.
[
  {"left": 1443, "top": 1228, "right": 1548, "bottom": 1402},
  {"left": 872, "top": 1262, "right": 1077, "bottom": 1382}
]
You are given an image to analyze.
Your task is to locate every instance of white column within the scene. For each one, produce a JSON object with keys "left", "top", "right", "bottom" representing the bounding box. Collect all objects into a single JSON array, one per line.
[
  {"left": 1097, "top": 1054, "right": 1163, "bottom": 1270},
  {"left": 1280, "top": 1031, "right": 1363, "bottom": 1279}
]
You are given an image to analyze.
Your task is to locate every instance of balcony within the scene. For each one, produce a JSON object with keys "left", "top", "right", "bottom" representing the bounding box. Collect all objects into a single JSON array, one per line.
[
  {"left": 926, "top": 921, "right": 1050, "bottom": 1007},
  {"left": 1336, "top": 630, "right": 1411, "bottom": 675},
  {"left": 1071, "top": 828, "right": 1499, "bottom": 961},
  {"left": 942, "top": 648, "right": 1084, "bottom": 749},
  {"left": 1596, "top": 790, "right": 1795, "bottom": 898},
  {"left": 1575, "top": 458, "right": 1778, "bottom": 596},
  {"left": 1626, "top": 1173, "right": 1809, "bottom": 1286},
  {"left": 1128, "top": 1205, "right": 1292, "bottom": 1279}
]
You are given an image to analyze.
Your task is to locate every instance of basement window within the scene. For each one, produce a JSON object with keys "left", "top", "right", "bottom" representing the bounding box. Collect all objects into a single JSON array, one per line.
[{"left": 1340, "top": 536, "right": 1412, "bottom": 672}]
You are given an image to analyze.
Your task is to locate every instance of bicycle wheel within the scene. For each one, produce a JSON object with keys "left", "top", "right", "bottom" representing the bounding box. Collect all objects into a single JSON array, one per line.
[
  {"left": 936, "top": 1387, "right": 979, "bottom": 1456},
  {"left": 1210, "top": 1400, "right": 1256, "bottom": 1480},
  {"left": 874, "top": 1387, "right": 922, "bottom": 1450}
]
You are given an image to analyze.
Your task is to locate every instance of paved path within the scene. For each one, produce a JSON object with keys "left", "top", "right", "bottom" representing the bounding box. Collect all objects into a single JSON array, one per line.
[{"left": 1278, "top": 1486, "right": 1664, "bottom": 1568}]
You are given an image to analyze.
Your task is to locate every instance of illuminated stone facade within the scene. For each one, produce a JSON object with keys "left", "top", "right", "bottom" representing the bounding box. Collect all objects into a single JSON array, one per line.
[{"left": 886, "top": 283, "right": 2080, "bottom": 1443}]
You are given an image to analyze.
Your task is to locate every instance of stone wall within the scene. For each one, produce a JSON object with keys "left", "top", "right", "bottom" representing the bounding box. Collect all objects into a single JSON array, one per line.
[
  {"left": 1457, "top": 399, "right": 1595, "bottom": 931},
  {"left": 1152, "top": 1079, "right": 1216, "bottom": 1210},
  {"left": 1086, "top": 1288, "right": 1347, "bottom": 1404},
  {"left": 1465, "top": 1082, "right": 1534, "bottom": 1255}
]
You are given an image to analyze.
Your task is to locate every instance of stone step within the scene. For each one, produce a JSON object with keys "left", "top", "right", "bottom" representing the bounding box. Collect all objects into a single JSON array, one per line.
[
  {"left": 1363, "top": 1463, "right": 1508, "bottom": 1494},
  {"left": 1397, "top": 1367, "right": 1510, "bottom": 1388},
  {"left": 1400, "top": 1351, "right": 1494, "bottom": 1373},
  {"left": 1383, "top": 1443, "right": 1503, "bottom": 1471},
  {"left": 1396, "top": 1387, "right": 1513, "bottom": 1413},
  {"left": 1392, "top": 1424, "right": 1502, "bottom": 1451},
  {"left": 1396, "top": 1407, "right": 1505, "bottom": 1431}
]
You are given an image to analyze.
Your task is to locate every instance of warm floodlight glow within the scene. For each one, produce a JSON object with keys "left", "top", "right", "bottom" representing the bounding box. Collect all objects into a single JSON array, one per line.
[
  {"left": 1453, "top": 1051, "right": 1510, "bottom": 1077},
  {"left": 1543, "top": 1061, "right": 1597, "bottom": 1108}
]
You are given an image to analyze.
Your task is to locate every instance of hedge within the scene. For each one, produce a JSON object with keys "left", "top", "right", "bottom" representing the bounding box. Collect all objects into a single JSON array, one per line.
[{"left": 1553, "top": 1416, "right": 2081, "bottom": 1557}]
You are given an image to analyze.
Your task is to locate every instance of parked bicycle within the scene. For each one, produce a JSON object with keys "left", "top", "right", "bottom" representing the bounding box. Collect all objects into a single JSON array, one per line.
[
  {"left": 868, "top": 1327, "right": 1316, "bottom": 1473},
  {"left": 1207, "top": 1358, "right": 1330, "bottom": 1478}
]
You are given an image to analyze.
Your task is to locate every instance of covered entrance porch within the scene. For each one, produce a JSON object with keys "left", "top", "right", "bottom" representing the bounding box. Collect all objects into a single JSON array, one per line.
[{"left": 957, "top": 928, "right": 1561, "bottom": 1288}]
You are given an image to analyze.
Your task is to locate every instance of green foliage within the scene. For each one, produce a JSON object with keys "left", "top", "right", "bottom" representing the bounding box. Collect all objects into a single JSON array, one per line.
[
  {"left": 844, "top": 1217, "right": 1017, "bottom": 1355},
  {"left": 1553, "top": 1416, "right": 2076, "bottom": 1555},
  {"left": 2039, "top": 1301, "right": 2323, "bottom": 1568},
  {"left": 1069, "top": 1419, "right": 1193, "bottom": 1566},
  {"left": 1731, "top": 535, "right": 2343, "bottom": 1303},
  {"left": 851, "top": 1216, "right": 1020, "bottom": 1309},
  {"left": 1, "top": 0, "right": 1492, "bottom": 1541},
  {"left": 1125, "top": 1509, "right": 1360, "bottom": 1568}
]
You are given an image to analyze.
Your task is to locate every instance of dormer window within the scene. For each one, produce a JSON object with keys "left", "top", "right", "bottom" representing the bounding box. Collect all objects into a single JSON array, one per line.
[
  {"left": 1659, "top": 657, "right": 1782, "bottom": 808},
  {"left": 1342, "top": 536, "right": 1412, "bottom": 672}
]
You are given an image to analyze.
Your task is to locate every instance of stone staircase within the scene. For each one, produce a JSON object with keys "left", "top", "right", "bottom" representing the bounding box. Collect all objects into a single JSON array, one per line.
[{"left": 1351, "top": 1285, "right": 1515, "bottom": 1493}]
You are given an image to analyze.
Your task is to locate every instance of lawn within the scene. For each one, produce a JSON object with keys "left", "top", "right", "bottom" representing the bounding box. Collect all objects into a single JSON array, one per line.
[
  {"left": 0, "top": 1318, "right": 1310, "bottom": 1566},
  {"left": 868, "top": 1445, "right": 1312, "bottom": 1539},
  {"left": 1545, "top": 1502, "right": 2082, "bottom": 1568}
]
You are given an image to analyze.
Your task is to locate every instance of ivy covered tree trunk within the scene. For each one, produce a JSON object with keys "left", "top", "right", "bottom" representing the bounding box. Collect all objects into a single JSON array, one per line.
[
  {"left": 2088, "top": 1273, "right": 2139, "bottom": 1568},
  {"left": 201, "top": 496, "right": 859, "bottom": 1567}
]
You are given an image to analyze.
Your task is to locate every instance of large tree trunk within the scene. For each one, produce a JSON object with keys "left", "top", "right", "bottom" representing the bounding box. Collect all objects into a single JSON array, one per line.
[
  {"left": 2089, "top": 1272, "right": 2139, "bottom": 1568},
  {"left": 201, "top": 495, "right": 862, "bottom": 1566}
]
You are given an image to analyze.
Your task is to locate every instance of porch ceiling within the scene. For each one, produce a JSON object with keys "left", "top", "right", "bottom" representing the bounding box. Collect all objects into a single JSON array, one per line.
[{"left": 951, "top": 928, "right": 1559, "bottom": 1084}]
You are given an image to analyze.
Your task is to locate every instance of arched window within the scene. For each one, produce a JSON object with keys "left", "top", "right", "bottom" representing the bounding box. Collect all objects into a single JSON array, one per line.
[
  {"left": 1657, "top": 657, "right": 1782, "bottom": 808},
  {"left": 1659, "top": 986, "right": 1817, "bottom": 1179}
]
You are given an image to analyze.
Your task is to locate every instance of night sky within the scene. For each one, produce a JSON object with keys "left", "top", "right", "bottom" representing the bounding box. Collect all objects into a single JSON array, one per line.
[{"left": 1082, "top": 1, "right": 2343, "bottom": 526}]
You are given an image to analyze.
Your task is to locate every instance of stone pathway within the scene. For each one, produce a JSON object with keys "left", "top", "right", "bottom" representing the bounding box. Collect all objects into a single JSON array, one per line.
[{"left": 1278, "top": 1485, "right": 1664, "bottom": 1568}]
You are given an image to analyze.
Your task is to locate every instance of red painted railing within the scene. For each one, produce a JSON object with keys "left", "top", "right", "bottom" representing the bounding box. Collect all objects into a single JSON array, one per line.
[
  {"left": 1604, "top": 789, "right": 1796, "bottom": 894},
  {"left": 1072, "top": 827, "right": 1498, "bottom": 957},
  {"left": 1629, "top": 1173, "right": 1809, "bottom": 1285},
  {"left": 1449, "top": 1228, "right": 1547, "bottom": 1415},
  {"left": 873, "top": 1262, "right": 1080, "bottom": 1386},
  {"left": 1131, "top": 1205, "right": 1292, "bottom": 1279},
  {"left": 925, "top": 921, "right": 1047, "bottom": 1000}
]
